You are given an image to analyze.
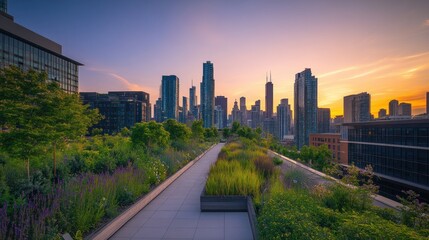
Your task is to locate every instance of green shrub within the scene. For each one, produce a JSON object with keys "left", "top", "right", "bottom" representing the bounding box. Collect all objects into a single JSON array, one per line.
[
  {"left": 205, "top": 160, "right": 261, "bottom": 198},
  {"left": 322, "top": 184, "right": 372, "bottom": 212},
  {"left": 273, "top": 156, "right": 283, "bottom": 165},
  {"left": 253, "top": 155, "right": 275, "bottom": 177}
]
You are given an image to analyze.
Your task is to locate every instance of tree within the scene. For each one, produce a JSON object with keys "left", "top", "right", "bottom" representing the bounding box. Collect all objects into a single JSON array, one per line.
[
  {"left": 163, "top": 119, "right": 191, "bottom": 142},
  {"left": 191, "top": 120, "right": 204, "bottom": 140},
  {"left": 0, "top": 67, "right": 100, "bottom": 180},
  {"left": 231, "top": 121, "right": 240, "bottom": 134},
  {"left": 131, "top": 121, "right": 169, "bottom": 149}
]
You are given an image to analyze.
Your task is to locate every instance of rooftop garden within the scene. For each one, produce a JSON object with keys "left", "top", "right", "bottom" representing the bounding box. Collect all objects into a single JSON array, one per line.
[
  {"left": 205, "top": 134, "right": 429, "bottom": 239},
  {"left": 0, "top": 67, "right": 218, "bottom": 239}
]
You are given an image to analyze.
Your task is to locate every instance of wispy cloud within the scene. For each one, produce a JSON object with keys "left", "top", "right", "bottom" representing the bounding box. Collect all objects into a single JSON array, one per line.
[{"left": 85, "top": 67, "right": 156, "bottom": 93}]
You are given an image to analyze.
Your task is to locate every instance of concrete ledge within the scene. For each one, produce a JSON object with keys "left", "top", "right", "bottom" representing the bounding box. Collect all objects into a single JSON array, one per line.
[
  {"left": 90, "top": 144, "right": 216, "bottom": 240},
  {"left": 269, "top": 150, "right": 402, "bottom": 211},
  {"left": 200, "top": 191, "right": 248, "bottom": 212},
  {"left": 200, "top": 192, "right": 259, "bottom": 239},
  {"left": 247, "top": 197, "right": 259, "bottom": 240}
]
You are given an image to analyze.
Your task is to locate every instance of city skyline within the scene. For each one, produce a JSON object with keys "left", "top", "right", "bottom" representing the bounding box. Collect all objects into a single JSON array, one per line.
[{"left": 6, "top": 0, "right": 429, "bottom": 116}]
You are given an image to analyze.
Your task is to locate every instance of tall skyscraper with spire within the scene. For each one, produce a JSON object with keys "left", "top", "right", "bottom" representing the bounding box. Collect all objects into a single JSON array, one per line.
[
  {"left": 265, "top": 72, "right": 273, "bottom": 118},
  {"left": 294, "top": 68, "right": 318, "bottom": 149},
  {"left": 200, "top": 61, "right": 215, "bottom": 128}
]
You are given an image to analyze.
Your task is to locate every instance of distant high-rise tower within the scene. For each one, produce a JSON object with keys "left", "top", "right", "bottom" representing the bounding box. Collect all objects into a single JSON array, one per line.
[
  {"left": 294, "top": 68, "right": 318, "bottom": 149},
  {"left": 189, "top": 84, "right": 198, "bottom": 119},
  {"left": 215, "top": 96, "right": 228, "bottom": 129},
  {"left": 398, "top": 102, "right": 412, "bottom": 116},
  {"left": 0, "top": 0, "right": 7, "bottom": 14},
  {"left": 277, "top": 99, "right": 291, "bottom": 140},
  {"left": 343, "top": 92, "right": 371, "bottom": 123},
  {"left": 251, "top": 100, "right": 262, "bottom": 129},
  {"left": 317, "top": 108, "right": 331, "bottom": 133},
  {"left": 161, "top": 75, "right": 179, "bottom": 120},
  {"left": 180, "top": 96, "right": 188, "bottom": 123},
  {"left": 240, "top": 97, "right": 247, "bottom": 126},
  {"left": 231, "top": 100, "right": 241, "bottom": 124},
  {"left": 201, "top": 61, "right": 215, "bottom": 128},
  {"left": 154, "top": 98, "right": 163, "bottom": 122},
  {"left": 378, "top": 108, "right": 387, "bottom": 118},
  {"left": 265, "top": 72, "right": 273, "bottom": 118},
  {"left": 389, "top": 99, "right": 399, "bottom": 116}
]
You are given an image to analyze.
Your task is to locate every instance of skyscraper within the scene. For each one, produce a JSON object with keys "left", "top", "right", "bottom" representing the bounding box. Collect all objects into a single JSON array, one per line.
[
  {"left": 343, "top": 92, "right": 371, "bottom": 123},
  {"left": 161, "top": 75, "right": 179, "bottom": 120},
  {"left": 317, "top": 108, "right": 331, "bottom": 133},
  {"left": 215, "top": 96, "right": 228, "bottom": 129},
  {"left": 389, "top": 99, "right": 399, "bottom": 116},
  {"left": 214, "top": 105, "right": 223, "bottom": 129},
  {"left": 0, "top": 3, "right": 81, "bottom": 93},
  {"left": 378, "top": 108, "right": 387, "bottom": 118},
  {"left": 154, "top": 98, "right": 163, "bottom": 122},
  {"left": 231, "top": 100, "right": 241, "bottom": 124},
  {"left": 240, "top": 97, "right": 247, "bottom": 126},
  {"left": 398, "top": 102, "right": 411, "bottom": 116},
  {"left": 200, "top": 61, "right": 215, "bottom": 128},
  {"left": 189, "top": 85, "right": 198, "bottom": 120},
  {"left": 265, "top": 73, "right": 273, "bottom": 118},
  {"left": 180, "top": 96, "right": 188, "bottom": 123},
  {"left": 251, "top": 100, "right": 262, "bottom": 129},
  {"left": 277, "top": 99, "right": 291, "bottom": 140},
  {"left": 294, "top": 68, "right": 318, "bottom": 149}
]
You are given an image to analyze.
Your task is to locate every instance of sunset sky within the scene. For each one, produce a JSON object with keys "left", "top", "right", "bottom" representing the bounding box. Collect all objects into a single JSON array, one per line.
[{"left": 9, "top": 0, "right": 429, "bottom": 116}]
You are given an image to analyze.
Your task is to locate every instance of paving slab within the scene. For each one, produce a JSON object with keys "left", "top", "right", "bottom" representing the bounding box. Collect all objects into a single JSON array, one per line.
[{"left": 110, "top": 143, "right": 253, "bottom": 240}]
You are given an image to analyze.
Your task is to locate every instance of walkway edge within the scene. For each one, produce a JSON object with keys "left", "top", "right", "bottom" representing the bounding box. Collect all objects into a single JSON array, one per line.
[
  {"left": 269, "top": 150, "right": 403, "bottom": 210},
  {"left": 90, "top": 144, "right": 216, "bottom": 240}
]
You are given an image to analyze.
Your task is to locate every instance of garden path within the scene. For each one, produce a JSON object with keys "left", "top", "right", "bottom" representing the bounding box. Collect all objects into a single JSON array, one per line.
[{"left": 110, "top": 143, "right": 253, "bottom": 240}]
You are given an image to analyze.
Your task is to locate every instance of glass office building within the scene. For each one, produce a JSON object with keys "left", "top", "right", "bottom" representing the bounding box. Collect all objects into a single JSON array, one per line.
[
  {"left": 0, "top": 10, "right": 81, "bottom": 93},
  {"left": 80, "top": 91, "right": 151, "bottom": 134},
  {"left": 344, "top": 119, "right": 429, "bottom": 191}
]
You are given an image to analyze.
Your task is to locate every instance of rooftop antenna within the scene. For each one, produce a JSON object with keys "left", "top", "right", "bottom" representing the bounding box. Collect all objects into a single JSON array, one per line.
[{"left": 270, "top": 71, "right": 272, "bottom": 82}]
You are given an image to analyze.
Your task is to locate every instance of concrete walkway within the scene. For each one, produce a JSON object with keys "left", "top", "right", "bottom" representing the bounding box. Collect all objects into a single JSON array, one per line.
[{"left": 110, "top": 143, "right": 253, "bottom": 240}]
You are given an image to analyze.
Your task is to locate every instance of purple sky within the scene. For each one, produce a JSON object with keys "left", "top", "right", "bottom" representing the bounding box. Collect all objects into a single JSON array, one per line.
[{"left": 8, "top": 0, "right": 429, "bottom": 116}]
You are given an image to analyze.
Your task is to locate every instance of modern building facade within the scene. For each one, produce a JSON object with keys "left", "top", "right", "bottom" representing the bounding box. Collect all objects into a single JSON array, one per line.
[
  {"left": 214, "top": 105, "right": 223, "bottom": 129},
  {"left": 189, "top": 85, "right": 198, "bottom": 120},
  {"left": 317, "top": 108, "right": 331, "bottom": 133},
  {"left": 231, "top": 100, "right": 241, "bottom": 124},
  {"left": 240, "top": 97, "right": 247, "bottom": 126},
  {"left": 398, "top": 102, "right": 412, "bottom": 116},
  {"left": 180, "top": 96, "right": 188, "bottom": 123},
  {"left": 80, "top": 91, "right": 151, "bottom": 134},
  {"left": 0, "top": 5, "right": 82, "bottom": 93},
  {"left": 265, "top": 74, "right": 273, "bottom": 118},
  {"left": 343, "top": 119, "right": 429, "bottom": 199},
  {"left": 378, "top": 108, "right": 387, "bottom": 118},
  {"left": 161, "top": 75, "right": 179, "bottom": 120},
  {"left": 154, "top": 98, "right": 163, "bottom": 122},
  {"left": 251, "top": 100, "right": 262, "bottom": 129},
  {"left": 215, "top": 96, "right": 228, "bottom": 129},
  {"left": 389, "top": 99, "right": 399, "bottom": 116},
  {"left": 294, "top": 68, "right": 318, "bottom": 149},
  {"left": 276, "top": 98, "right": 291, "bottom": 140},
  {"left": 343, "top": 92, "right": 371, "bottom": 123},
  {"left": 200, "top": 61, "right": 215, "bottom": 128},
  {"left": 309, "top": 133, "right": 342, "bottom": 163}
]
